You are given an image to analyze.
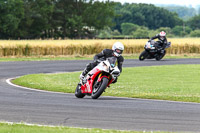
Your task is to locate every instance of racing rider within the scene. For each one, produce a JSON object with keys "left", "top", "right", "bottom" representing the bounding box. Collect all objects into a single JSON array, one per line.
[
  {"left": 80, "top": 42, "right": 124, "bottom": 83},
  {"left": 149, "top": 31, "right": 168, "bottom": 53}
]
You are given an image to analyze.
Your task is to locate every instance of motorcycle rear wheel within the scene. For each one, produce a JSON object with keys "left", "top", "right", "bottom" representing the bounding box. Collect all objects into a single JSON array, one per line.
[
  {"left": 156, "top": 50, "right": 166, "bottom": 61},
  {"left": 91, "top": 77, "right": 108, "bottom": 99},
  {"left": 75, "top": 83, "right": 85, "bottom": 98}
]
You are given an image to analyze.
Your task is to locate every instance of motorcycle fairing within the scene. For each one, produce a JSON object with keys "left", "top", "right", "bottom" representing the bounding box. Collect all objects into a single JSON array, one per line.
[{"left": 81, "top": 67, "right": 101, "bottom": 94}]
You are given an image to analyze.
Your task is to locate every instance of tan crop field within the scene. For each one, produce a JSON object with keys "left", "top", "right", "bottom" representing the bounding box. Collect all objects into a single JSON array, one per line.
[{"left": 0, "top": 38, "right": 200, "bottom": 57}]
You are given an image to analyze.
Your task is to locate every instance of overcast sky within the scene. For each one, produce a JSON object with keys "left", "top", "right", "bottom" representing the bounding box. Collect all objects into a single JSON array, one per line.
[{"left": 105, "top": 0, "right": 200, "bottom": 7}]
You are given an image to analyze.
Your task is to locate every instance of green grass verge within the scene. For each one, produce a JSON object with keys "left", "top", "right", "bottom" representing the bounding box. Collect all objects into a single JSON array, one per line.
[
  {"left": 0, "top": 56, "right": 92, "bottom": 62},
  {"left": 124, "top": 54, "right": 200, "bottom": 59},
  {"left": 1, "top": 54, "right": 200, "bottom": 62},
  {"left": 0, "top": 122, "right": 174, "bottom": 133},
  {"left": 12, "top": 65, "right": 200, "bottom": 103}
]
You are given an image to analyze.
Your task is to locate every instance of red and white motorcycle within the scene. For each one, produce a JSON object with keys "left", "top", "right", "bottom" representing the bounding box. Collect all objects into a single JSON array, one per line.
[{"left": 75, "top": 57, "right": 120, "bottom": 99}]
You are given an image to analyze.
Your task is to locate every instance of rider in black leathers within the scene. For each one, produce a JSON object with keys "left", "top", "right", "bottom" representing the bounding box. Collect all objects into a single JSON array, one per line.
[
  {"left": 149, "top": 31, "right": 168, "bottom": 53},
  {"left": 80, "top": 42, "right": 124, "bottom": 83}
]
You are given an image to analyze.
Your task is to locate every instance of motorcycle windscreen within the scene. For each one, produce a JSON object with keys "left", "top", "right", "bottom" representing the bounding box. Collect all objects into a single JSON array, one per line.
[{"left": 107, "top": 57, "right": 117, "bottom": 68}]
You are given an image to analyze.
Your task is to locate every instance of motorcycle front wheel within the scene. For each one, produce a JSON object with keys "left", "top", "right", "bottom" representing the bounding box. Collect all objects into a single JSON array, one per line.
[
  {"left": 139, "top": 50, "right": 148, "bottom": 61},
  {"left": 91, "top": 77, "right": 109, "bottom": 99},
  {"left": 75, "top": 83, "right": 85, "bottom": 98}
]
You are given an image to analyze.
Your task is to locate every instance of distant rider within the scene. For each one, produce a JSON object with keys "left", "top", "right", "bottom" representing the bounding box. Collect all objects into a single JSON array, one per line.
[
  {"left": 149, "top": 31, "right": 168, "bottom": 53},
  {"left": 80, "top": 42, "right": 124, "bottom": 83}
]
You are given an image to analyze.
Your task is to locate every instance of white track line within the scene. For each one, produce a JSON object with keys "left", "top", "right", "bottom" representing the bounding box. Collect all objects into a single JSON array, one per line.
[
  {"left": 6, "top": 77, "right": 70, "bottom": 95},
  {"left": 0, "top": 121, "right": 104, "bottom": 130},
  {"left": 1, "top": 121, "right": 58, "bottom": 128},
  {"left": 0, "top": 121, "right": 144, "bottom": 132},
  {"left": 6, "top": 71, "right": 81, "bottom": 95}
]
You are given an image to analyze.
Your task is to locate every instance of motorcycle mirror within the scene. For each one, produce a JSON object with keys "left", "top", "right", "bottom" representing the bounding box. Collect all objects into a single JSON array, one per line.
[{"left": 111, "top": 64, "right": 115, "bottom": 68}]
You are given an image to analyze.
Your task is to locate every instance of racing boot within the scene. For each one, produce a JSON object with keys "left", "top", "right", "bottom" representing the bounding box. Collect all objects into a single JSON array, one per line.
[{"left": 79, "top": 69, "right": 88, "bottom": 84}]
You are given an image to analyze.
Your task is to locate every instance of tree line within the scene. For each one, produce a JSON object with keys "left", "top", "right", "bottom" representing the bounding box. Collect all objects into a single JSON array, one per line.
[
  {"left": 161, "top": 5, "right": 198, "bottom": 20},
  {"left": 0, "top": 0, "right": 200, "bottom": 39},
  {"left": 100, "top": 3, "right": 200, "bottom": 38},
  {"left": 0, "top": 0, "right": 115, "bottom": 39}
]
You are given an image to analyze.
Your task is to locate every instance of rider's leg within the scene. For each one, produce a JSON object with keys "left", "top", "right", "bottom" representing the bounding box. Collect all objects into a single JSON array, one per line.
[{"left": 80, "top": 62, "right": 97, "bottom": 80}]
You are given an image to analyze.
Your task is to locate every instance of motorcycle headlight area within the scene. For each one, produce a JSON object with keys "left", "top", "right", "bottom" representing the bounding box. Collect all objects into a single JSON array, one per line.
[
  {"left": 146, "top": 44, "right": 154, "bottom": 49},
  {"left": 111, "top": 71, "right": 120, "bottom": 77}
]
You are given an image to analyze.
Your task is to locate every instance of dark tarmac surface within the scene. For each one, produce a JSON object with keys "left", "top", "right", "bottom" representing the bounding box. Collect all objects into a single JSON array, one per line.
[{"left": 0, "top": 58, "right": 200, "bottom": 132}]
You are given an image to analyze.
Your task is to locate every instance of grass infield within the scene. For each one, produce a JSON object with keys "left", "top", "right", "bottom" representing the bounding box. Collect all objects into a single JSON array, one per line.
[
  {"left": 12, "top": 64, "right": 200, "bottom": 103},
  {"left": 0, "top": 122, "right": 172, "bottom": 133}
]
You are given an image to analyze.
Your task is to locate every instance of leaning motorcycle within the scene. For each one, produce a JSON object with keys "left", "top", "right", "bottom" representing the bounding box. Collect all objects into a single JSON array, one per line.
[
  {"left": 139, "top": 40, "right": 171, "bottom": 61},
  {"left": 75, "top": 57, "right": 120, "bottom": 99}
]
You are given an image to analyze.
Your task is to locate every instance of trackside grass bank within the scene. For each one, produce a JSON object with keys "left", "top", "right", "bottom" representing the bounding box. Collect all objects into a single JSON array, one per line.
[
  {"left": 0, "top": 56, "right": 93, "bottom": 62},
  {"left": 0, "top": 122, "right": 176, "bottom": 133},
  {"left": 12, "top": 65, "right": 200, "bottom": 103},
  {"left": 1, "top": 38, "right": 200, "bottom": 57}
]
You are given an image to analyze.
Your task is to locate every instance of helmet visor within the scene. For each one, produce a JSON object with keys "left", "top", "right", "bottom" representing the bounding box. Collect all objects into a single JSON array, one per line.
[
  {"left": 116, "top": 49, "right": 123, "bottom": 54},
  {"left": 160, "top": 36, "right": 165, "bottom": 40}
]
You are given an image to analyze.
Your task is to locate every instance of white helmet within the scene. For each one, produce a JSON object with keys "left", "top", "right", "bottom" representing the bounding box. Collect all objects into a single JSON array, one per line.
[
  {"left": 112, "top": 42, "right": 124, "bottom": 57},
  {"left": 159, "top": 31, "right": 166, "bottom": 40}
]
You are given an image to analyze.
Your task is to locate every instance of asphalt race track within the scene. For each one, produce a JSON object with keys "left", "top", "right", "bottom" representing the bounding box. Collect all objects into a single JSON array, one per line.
[{"left": 1, "top": 59, "right": 200, "bottom": 132}]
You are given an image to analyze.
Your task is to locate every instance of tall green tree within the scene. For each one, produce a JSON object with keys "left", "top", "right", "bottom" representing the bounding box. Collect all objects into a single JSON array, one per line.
[
  {"left": 52, "top": 0, "right": 85, "bottom": 38},
  {"left": 17, "top": 0, "right": 54, "bottom": 39},
  {"left": 172, "top": 25, "right": 192, "bottom": 36},
  {"left": 113, "top": 3, "right": 183, "bottom": 32},
  {"left": 0, "top": 0, "right": 115, "bottom": 39},
  {"left": 187, "top": 15, "right": 200, "bottom": 30},
  {"left": 52, "top": 0, "right": 115, "bottom": 39},
  {"left": 162, "top": 6, "right": 196, "bottom": 20},
  {"left": 0, "top": 0, "right": 24, "bottom": 39},
  {"left": 132, "top": 26, "right": 149, "bottom": 38},
  {"left": 190, "top": 30, "right": 200, "bottom": 37},
  {"left": 83, "top": 1, "right": 115, "bottom": 30},
  {"left": 121, "top": 23, "right": 139, "bottom": 35}
]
